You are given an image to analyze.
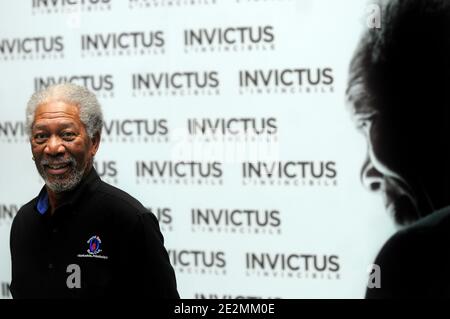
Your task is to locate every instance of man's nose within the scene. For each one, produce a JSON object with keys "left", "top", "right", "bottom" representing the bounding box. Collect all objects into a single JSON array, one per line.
[
  {"left": 360, "top": 156, "right": 384, "bottom": 192},
  {"left": 44, "top": 135, "right": 66, "bottom": 156}
]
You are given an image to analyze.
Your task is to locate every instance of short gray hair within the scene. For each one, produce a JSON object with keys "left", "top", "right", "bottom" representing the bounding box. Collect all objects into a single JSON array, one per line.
[{"left": 26, "top": 83, "right": 103, "bottom": 139}]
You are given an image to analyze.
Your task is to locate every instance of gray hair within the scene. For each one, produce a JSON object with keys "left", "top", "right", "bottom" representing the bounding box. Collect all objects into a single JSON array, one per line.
[{"left": 26, "top": 83, "right": 103, "bottom": 139}]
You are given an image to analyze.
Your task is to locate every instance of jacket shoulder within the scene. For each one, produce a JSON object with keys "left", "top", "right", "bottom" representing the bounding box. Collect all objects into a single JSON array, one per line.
[
  {"left": 14, "top": 197, "right": 38, "bottom": 223},
  {"left": 407, "top": 206, "right": 450, "bottom": 233},
  {"left": 94, "top": 181, "right": 157, "bottom": 227},
  {"left": 96, "top": 181, "right": 147, "bottom": 212}
]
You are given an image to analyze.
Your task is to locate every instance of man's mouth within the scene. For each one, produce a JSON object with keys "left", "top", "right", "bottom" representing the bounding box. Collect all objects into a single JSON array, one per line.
[{"left": 44, "top": 163, "right": 72, "bottom": 175}]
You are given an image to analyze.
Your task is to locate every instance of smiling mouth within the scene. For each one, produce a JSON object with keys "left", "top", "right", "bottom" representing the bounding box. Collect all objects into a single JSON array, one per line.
[{"left": 44, "top": 163, "right": 72, "bottom": 175}]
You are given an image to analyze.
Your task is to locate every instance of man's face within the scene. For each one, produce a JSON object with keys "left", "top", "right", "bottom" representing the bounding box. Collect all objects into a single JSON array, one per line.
[
  {"left": 30, "top": 101, "right": 99, "bottom": 193},
  {"left": 349, "top": 91, "right": 422, "bottom": 226}
]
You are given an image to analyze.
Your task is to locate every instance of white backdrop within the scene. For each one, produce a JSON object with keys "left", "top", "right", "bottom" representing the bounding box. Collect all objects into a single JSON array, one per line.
[{"left": 0, "top": 0, "right": 396, "bottom": 299}]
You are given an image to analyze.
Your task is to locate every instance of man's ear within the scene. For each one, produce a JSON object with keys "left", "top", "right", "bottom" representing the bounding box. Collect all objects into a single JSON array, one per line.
[{"left": 90, "top": 132, "right": 101, "bottom": 156}]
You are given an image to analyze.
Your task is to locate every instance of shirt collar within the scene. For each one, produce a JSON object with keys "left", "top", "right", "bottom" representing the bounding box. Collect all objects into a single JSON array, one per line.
[
  {"left": 34, "top": 167, "right": 101, "bottom": 216},
  {"left": 36, "top": 189, "right": 49, "bottom": 215}
]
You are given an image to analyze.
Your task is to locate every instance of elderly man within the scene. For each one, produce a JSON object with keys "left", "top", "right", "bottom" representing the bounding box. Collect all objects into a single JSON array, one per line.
[
  {"left": 10, "top": 83, "right": 179, "bottom": 298},
  {"left": 347, "top": 0, "right": 450, "bottom": 297}
]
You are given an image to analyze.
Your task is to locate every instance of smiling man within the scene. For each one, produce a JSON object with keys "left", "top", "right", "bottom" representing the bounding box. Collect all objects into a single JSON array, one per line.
[
  {"left": 10, "top": 83, "right": 179, "bottom": 298},
  {"left": 347, "top": 0, "right": 450, "bottom": 297}
]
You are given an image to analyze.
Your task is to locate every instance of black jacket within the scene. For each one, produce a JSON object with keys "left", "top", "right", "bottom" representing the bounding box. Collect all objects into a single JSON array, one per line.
[
  {"left": 366, "top": 206, "right": 450, "bottom": 298},
  {"left": 10, "top": 168, "right": 179, "bottom": 299}
]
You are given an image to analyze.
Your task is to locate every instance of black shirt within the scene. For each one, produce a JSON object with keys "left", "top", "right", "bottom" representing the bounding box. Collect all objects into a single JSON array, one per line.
[
  {"left": 366, "top": 205, "right": 450, "bottom": 298},
  {"left": 10, "top": 168, "right": 179, "bottom": 299}
]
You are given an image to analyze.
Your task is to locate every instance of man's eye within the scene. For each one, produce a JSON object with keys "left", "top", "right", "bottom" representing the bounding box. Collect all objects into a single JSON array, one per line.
[
  {"left": 355, "top": 113, "right": 377, "bottom": 133},
  {"left": 61, "top": 132, "right": 76, "bottom": 139},
  {"left": 357, "top": 119, "right": 371, "bottom": 130},
  {"left": 33, "top": 133, "right": 48, "bottom": 141}
]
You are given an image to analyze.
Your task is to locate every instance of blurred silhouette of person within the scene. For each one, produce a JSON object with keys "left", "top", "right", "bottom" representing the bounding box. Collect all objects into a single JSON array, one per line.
[{"left": 347, "top": 0, "right": 450, "bottom": 297}]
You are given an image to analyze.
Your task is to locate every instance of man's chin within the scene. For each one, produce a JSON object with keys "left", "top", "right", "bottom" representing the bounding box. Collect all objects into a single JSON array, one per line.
[
  {"left": 45, "top": 179, "right": 79, "bottom": 193},
  {"left": 45, "top": 172, "right": 71, "bottom": 181},
  {"left": 42, "top": 169, "right": 84, "bottom": 193},
  {"left": 387, "top": 195, "right": 421, "bottom": 226}
]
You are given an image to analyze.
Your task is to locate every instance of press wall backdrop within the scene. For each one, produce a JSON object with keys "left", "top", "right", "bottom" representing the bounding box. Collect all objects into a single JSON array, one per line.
[{"left": 0, "top": 0, "right": 396, "bottom": 299}]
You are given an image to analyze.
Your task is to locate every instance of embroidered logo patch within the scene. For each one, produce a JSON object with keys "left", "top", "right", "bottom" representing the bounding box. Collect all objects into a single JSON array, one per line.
[
  {"left": 77, "top": 235, "right": 108, "bottom": 260},
  {"left": 87, "top": 236, "right": 102, "bottom": 255}
]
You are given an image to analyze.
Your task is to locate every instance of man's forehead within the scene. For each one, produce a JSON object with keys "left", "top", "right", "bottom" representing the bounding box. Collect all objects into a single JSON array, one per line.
[
  {"left": 32, "top": 100, "right": 83, "bottom": 130},
  {"left": 33, "top": 120, "right": 77, "bottom": 130},
  {"left": 34, "top": 101, "right": 80, "bottom": 119}
]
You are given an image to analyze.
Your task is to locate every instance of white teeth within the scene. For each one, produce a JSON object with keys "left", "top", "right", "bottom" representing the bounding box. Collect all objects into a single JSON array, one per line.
[{"left": 48, "top": 164, "right": 68, "bottom": 169}]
